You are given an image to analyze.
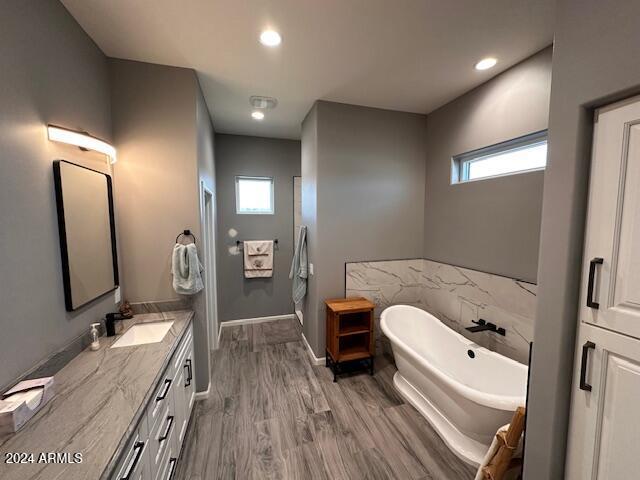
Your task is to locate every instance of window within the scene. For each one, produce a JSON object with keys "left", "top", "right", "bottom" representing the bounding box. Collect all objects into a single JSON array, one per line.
[
  {"left": 452, "top": 130, "right": 547, "bottom": 183},
  {"left": 235, "top": 176, "right": 274, "bottom": 214}
]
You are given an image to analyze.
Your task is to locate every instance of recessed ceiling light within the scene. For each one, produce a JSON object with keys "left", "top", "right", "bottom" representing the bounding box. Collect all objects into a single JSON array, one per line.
[
  {"left": 475, "top": 57, "right": 497, "bottom": 71},
  {"left": 259, "top": 30, "right": 282, "bottom": 47},
  {"left": 251, "top": 110, "right": 265, "bottom": 120}
]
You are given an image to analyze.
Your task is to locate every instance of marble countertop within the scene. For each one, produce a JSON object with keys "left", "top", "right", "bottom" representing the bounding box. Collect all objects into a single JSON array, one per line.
[{"left": 0, "top": 310, "right": 193, "bottom": 480}]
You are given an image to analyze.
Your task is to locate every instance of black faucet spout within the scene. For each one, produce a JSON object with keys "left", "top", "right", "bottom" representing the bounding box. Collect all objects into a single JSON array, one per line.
[
  {"left": 465, "top": 319, "right": 506, "bottom": 336},
  {"left": 105, "top": 312, "right": 132, "bottom": 337}
]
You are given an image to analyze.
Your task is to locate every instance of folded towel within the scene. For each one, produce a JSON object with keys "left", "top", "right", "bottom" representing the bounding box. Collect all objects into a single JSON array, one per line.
[
  {"left": 289, "top": 226, "right": 308, "bottom": 303},
  {"left": 171, "top": 243, "right": 204, "bottom": 294},
  {"left": 244, "top": 240, "right": 273, "bottom": 278},
  {"left": 246, "top": 240, "right": 272, "bottom": 256}
]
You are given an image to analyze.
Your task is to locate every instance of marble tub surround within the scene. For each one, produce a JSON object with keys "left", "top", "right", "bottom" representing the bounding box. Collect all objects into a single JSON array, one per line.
[
  {"left": 0, "top": 310, "right": 193, "bottom": 480},
  {"left": 346, "top": 259, "right": 537, "bottom": 364}
]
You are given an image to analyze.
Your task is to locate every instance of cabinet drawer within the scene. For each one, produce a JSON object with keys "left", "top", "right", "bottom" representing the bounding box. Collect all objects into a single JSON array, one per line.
[
  {"left": 148, "top": 368, "right": 174, "bottom": 431},
  {"left": 148, "top": 400, "right": 176, "bottom": 478},
  {"left": 111, "top": 417, "right": 150, "bottom": 480},
  {"left": 154, "top": 439, "right": 179, "bottom": 480},
  {"left": 172, "top": 329, "right": 193, "bottom": 373}
]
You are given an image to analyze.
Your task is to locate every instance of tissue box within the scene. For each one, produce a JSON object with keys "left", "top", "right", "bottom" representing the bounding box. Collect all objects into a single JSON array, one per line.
[{"left": 0, "top": 377, "right": 55, "bottom": 434}]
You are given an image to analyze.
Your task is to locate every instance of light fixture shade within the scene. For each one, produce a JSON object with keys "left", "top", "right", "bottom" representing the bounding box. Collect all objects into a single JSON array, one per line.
[
  {"left": 47, "top": 125, "right": 117, "bottom": 164},
  {"left": 259, "top": 30, "right": 282, "bottom": 47},
  {"left": 475, "top": 57, "right": 497, "bottom": 71}
]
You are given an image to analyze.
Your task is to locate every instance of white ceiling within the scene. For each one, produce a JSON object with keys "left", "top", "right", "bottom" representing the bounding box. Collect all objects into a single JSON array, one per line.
[{"left": 62, "top": 0, "right": 554, "bottom": 140}]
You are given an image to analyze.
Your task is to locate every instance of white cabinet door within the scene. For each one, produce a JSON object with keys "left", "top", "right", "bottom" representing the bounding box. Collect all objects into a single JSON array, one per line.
[
  {"left": 580, "top": 96, "right": 640, "bottom": 339},
  {"left": 184, "top": 343, "right": 196, "bottom": 416},
  {"left": 566, "top": 323, "right": 640, "bottom": 479},
  {"left": 172, "top": 355, "right": 187, "bottom": 448}
]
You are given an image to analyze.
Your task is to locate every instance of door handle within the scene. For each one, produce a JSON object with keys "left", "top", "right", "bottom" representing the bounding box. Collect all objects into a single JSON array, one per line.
[
  {"left": 587, "top": 257, "right": 603, "bottom": 309},
  {"left": 155, "top": 379, "right": 172, "bottom": 401},
  {"left": 121, "top": 441, "right": 145, "bottom": 480},
  {"left": 159, "top": 415, "right": 174, "bottom": 442},
  {"left": 580, "top": 341, "right": 596, "bottom": 391},
  {"left": 184, "top": 359, "right": 193, "bottom": 387}
]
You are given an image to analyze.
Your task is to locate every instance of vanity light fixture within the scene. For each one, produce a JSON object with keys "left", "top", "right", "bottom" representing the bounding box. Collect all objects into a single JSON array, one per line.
[
  {"left": 251, "top": 110, "right": 265, "bottom": 120},
  {"left": 47, "top": 125, "right": 117, "bottom": 164},
  {"left": 259, "top": 29, "right": 282, "bottom": 47},
  {"left": 474, "top": 57, "right": 497, "bottom": 71}
]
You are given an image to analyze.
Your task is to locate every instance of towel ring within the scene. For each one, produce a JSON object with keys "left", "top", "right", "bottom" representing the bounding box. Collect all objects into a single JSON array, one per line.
[{"left": 176, "top": 229, "right": 196, "bottom": 245}]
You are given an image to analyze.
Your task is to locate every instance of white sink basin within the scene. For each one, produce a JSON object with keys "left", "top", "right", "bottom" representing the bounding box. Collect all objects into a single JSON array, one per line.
[{"left": 110, "top": 321, "right": 174, "bottom": 348}]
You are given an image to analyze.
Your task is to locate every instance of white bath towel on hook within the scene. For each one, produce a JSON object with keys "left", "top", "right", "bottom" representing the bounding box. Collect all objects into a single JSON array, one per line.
[{"left": 244, "top": 240, "right": 273, "bottom": 278}]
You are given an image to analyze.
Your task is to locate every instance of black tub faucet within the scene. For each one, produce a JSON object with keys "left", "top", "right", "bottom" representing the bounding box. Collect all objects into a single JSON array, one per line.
[{"left": 465, "top": 319, "right": 506, "bottom": 336}]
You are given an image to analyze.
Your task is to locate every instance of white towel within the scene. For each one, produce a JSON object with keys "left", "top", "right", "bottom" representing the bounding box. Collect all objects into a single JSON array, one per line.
[
  {"left": 246, "top": 240, "right": 272, "bottom": 256},
  {"left": 474, "top": 422, "right": 523, "bottom": 480},
  {"left": 171, "top": 243, "right": 204, "bottom": 294},
  {"left": 289, "top": 226, "right": 307, "bottom": 303},
  {"left": 244, "top": 240, "right": 273, "bottom": 278}
]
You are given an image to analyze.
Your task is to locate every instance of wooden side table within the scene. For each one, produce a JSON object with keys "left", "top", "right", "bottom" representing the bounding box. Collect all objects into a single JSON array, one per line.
[{"left": 325, "top": 297, "right": 376, "bottom": 382}]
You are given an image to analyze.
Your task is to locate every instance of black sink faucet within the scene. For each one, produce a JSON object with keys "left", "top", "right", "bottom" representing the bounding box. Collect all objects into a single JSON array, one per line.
[
  {"left": 465, "top": 319, "right": 506, "bottom": 336},
  {"left": 105, "top": 312, "right": 133, "bottom": 337}
]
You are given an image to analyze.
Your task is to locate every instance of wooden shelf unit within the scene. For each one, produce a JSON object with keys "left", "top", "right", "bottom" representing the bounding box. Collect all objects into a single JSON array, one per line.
[{"left": 325, "top": 297, "right": 376, "bottom": 381}]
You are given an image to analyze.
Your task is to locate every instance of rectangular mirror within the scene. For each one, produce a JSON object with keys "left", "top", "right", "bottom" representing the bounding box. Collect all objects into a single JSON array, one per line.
[{"left": 53, "top": 160, "right": 119, "bottom": 311}]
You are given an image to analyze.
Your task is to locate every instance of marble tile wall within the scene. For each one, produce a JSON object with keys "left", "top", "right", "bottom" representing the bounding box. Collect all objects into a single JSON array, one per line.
[{"left": 346, "top": 259, "right": 537, "bottom": 364}]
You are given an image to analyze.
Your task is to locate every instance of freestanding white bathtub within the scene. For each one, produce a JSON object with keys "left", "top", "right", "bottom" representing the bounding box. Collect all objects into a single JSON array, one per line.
[{"left": 380, "top": 305, "right": 527, "bottom": 466}]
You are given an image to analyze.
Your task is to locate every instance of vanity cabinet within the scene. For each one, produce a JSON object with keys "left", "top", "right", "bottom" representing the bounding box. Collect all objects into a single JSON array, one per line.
[
  {"left": 566, "top": 96, "right": 640, "bottom": 478},
  {"left": 111, "top": 324, "right": 195, "bottom": 480}
]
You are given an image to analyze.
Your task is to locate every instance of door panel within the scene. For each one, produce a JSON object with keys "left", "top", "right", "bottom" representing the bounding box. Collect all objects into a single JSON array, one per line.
[
  {"left": 581, "top": 99, "right": 640, "bottom": 339},
  {"left": 567, "top": 319, "right": 640, "bottom": 479}
]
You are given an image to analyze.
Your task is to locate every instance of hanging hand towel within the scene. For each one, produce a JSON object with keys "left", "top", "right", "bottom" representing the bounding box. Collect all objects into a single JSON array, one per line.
[
  {"left": 246, "top": 240, "right": 272, "bottom": 256},
  {"left": 244, "top": 240, "right": 273, "bottom": 278},
  {"left": 289, "top": 226, "right": 308, "bottom": 303},
  {"left": 171, "top": 243, "right": 204, "bottom": 294}
]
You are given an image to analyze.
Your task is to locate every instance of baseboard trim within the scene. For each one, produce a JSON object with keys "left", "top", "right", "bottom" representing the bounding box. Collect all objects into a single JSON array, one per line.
[
  {"left": 220, "top": 313, "right": 296, "bottom": 327},
  {"left": 195, "top": 382, "right": 211, "bottom": 401},
  {"left": 301, "top": 332, "right": 326, "bottom": 366}
]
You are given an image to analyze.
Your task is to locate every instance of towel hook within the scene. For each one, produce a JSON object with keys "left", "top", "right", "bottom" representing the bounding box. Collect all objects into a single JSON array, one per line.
[{"left": 176, "top": 229, "right": 196, "bottom": 245}]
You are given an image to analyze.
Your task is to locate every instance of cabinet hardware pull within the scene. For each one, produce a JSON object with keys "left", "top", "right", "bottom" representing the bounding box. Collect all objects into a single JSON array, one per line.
[
  {"left": 587, "top": 257, "right": 604, "bottom": 309},
  {"left": 167, "top": 458, "right": 178, "bottom": 480},
  {"left": 121, "top": 441, "right": 144, "bottom": 480},
  {"left": 185, "top": 358, "right": 193, "bottom": 387},
  {"left": 159, "top": 415, "right": 174, "bottom": 442},
  {"left": 167, "top": 457, "right": 178, "bottom": 480},
  {"left": 580, "top": 341, "right": 596, "bottom": 391},
  {"left": 156, "top": 379, "right": 172, "bottom": 401}
]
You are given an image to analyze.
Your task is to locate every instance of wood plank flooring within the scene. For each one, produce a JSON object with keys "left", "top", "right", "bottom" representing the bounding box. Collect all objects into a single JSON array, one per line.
[{"left": 175, "top": 318, "right": 476, "bottom": 480}]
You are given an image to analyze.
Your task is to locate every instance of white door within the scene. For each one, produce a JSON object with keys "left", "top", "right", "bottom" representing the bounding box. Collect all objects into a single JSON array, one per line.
[
  {"left": 202, "top": 184, "right": 219, "bottom": 349},
  {"left": 580, "top": 97, "right": 640, "bottom": 339},
  {"left": 566, "top": 95, "right": 640, "bottom": 479},
  {"left": 293, "top": 176, "right": 303, "bottom": 325},
  {"left": 566, "top": 323, "right": 640, "bottom": 479}
]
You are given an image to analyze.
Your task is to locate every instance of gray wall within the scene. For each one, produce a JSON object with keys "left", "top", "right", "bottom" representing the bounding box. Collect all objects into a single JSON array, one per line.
[
  {"left": 423, "top": 48, "right": 552, "bottom": 283},
  {"left": 109, "top": 59, "right": 200, "bottom": 303},
  {"left": 524, "top": 1, "right": 640, "bottom": 478},
  {"left": 0, "top": 0, "right": 115, "bottom": 390},
  {"left": 302, "top": 101, "right": 427, "bottom": 355},
  {"left": 193, "top": 81, "right": 216, "bottom": 389},
  {"left": 109, "top": 59, "right": 213, "bottom": 392},
  {"left": 215, "top": 134, "right": 301, "bottom": 321}
]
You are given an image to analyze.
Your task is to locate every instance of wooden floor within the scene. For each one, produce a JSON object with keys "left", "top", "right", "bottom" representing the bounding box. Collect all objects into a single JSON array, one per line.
[{"left": 175, "top": 318, "right": 476, "bottom": 480}]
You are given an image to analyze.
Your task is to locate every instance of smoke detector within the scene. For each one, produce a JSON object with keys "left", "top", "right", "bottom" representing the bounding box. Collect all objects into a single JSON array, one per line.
[{"left": 250, "top": 96, "right": 278, "bottom": 110}]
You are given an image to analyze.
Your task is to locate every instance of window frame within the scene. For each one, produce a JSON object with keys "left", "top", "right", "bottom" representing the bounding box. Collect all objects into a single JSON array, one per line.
[
  {"left": 235, "top": 175, "right": 275, "bottom": 215},
  {"left": 451, "top": 130, "right": 548, "bottom": 184}
]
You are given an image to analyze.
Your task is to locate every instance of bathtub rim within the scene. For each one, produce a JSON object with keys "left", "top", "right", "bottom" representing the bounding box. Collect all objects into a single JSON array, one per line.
[{"left": 380, "top": 304, "right": 527, "bottom": 411}]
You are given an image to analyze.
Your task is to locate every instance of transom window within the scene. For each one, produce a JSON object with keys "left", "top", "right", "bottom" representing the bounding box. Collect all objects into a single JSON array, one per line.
[
  {"left": 452, "top": 130, "right": 548, "bottom": 183},
  {"left": 235, "top": 176, "right": 274, "bottom": 214}
]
